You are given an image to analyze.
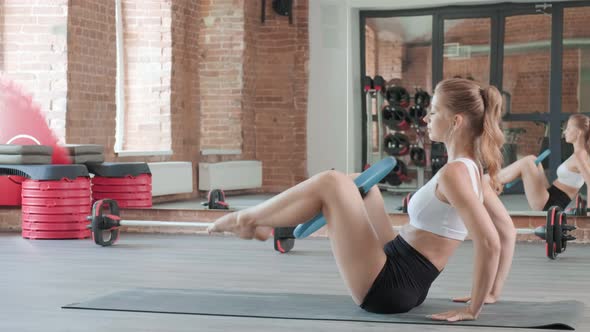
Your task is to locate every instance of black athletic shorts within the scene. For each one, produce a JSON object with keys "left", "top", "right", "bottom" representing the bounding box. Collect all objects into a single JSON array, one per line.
[
  {"left": 360, "top": 235, "right": 440, "bottom": 314},
  {"left": 542, "top": 185, "right": 572, "bottom": 211}
]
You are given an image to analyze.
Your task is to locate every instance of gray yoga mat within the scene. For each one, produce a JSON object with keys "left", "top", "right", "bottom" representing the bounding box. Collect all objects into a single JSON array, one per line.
[{"left": 63, "top": 288, "right": 583, "bottom": 330}]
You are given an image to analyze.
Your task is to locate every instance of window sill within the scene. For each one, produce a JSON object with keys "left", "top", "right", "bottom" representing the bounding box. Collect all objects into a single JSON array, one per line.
[
  {"left": 200, "top": 149, "right": 242, "bottom": 156},
  {"left": 115, "top": 150, "right": 174, "bottom": 157}
]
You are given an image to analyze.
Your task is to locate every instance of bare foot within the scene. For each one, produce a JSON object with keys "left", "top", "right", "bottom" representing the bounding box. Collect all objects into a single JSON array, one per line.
[
  {"left": 207, "top": 211, "right": 257, "bottom": 239},
  {"left": 253, "top": 226, "right": 273, "bottom": 241}
]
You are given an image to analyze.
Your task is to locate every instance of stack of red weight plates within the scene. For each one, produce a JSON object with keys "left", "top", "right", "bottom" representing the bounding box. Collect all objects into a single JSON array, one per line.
[
  {"left": 21, "top": 177, "right": 91, "bottom": 239},
  {"left": 92, "top": 174, "right": 152, "bottom": 208},
  {"left": 88, "top": 163, "right": 152, "bottom": 208}
]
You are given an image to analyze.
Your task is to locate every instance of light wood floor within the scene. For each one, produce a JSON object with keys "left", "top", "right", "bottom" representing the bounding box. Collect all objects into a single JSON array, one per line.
[{"left": 0, "top": 233, "right": 588, "bottom": 331}]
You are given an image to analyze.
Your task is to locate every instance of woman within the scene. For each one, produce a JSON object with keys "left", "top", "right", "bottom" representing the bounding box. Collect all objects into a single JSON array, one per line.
[
  {"left": 208, "top": 78, "right": 515, "bottom": 322},
  {"left": 497, "top": 114, "right": 590, "bottom": 211}
]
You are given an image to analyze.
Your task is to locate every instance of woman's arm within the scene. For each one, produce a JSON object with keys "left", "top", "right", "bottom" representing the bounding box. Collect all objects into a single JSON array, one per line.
[
  {"left": 572, "top": 151, "right": 590, "bottom": 201},
  {"left": 481, "top": 177, "right": 516, "bottom": 300},
  {"left": 453, "top": 177, "right": 516, "bottom": 304},
  {"left": 431, "top": 163, "right": 501, "bottom": 320}
]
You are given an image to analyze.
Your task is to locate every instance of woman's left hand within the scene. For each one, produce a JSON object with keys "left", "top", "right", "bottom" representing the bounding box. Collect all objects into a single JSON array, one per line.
[
  {"left": 428, "top": 306, "right": 478, "bottom": 322},
  {"left": 452, "top": 294, "right": 497, "bottom": 304}
]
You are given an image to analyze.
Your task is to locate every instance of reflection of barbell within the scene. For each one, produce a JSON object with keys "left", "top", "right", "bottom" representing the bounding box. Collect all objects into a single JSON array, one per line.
[{"left": 279, "top": 206, "right": 576, "bottom": 259}]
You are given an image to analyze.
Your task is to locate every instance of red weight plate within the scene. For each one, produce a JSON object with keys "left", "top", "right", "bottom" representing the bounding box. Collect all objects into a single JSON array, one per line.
[
  {"left": 22, "top": 189, "right": 90, "bottom": 199},
  {"left": 21, "top": 221, "right": 89, "bottom": 231},
  {"left": 21, "top": 229, "right": 91, "bottom": 239},
  {"left": 22, "top": 213, "right": 88, "bottom": 223},
  {"left": 92, "top": 192, "right": 151, "bottom": 200},
  {"left": 91, "top": 174, "right": 151, "bottom": 186},
  {"left": 22, "top": 205, "right": 90, "bottom": 215},
  {"left": 22, "top": 178, "right": 90, "bottom": 191},
  {"left": 22, "top": 197, "right": 91, "bottom": 207},
  {"left": 91, "top": 184, "right": 152, "bottom": 193}
]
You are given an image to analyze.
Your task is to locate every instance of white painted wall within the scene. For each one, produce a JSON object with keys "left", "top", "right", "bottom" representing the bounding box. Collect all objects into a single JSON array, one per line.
[{"left": 307, "top": 0, "right": 555, "bottom": 175}]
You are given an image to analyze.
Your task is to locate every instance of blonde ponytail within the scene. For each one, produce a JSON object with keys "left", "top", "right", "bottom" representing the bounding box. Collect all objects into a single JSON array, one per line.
[{"left": 479, "top": 86, "right": 505, "bottom": 193}]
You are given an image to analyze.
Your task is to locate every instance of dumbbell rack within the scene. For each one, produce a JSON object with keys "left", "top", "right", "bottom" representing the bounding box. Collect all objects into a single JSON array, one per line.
[{"left": 365, "top": 88, "right": 425, "bottom": 192}]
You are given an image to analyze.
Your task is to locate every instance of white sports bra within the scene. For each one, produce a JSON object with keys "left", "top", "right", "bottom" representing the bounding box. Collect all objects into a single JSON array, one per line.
[
  {"left": 407, "top": 158, "right": 482, "bottom": 241},
  {"left": 556, "top": 160, "right": 584, "bottom": 189}
]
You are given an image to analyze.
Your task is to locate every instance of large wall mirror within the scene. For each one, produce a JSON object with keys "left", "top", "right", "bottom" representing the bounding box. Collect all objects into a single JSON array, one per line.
[{"left": 362, "top": 2, "right": 590, "bottom": 213}]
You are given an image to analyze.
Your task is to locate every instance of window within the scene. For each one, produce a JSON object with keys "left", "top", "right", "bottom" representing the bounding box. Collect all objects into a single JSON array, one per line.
[
  {"left": 503, "top": 14, "right": 552, "bottom": 115},
  {"left": 443, "top": 18, "right": 491, "bottom": 83},
  {"left": 366, "top": 16, "right": 433, "bottom": 90},
  {"left": 115, "top": 0, "right": 172, "bottom": 154},
  {"left": 562, "top": 6, "right": 590, "bottom": 114}
]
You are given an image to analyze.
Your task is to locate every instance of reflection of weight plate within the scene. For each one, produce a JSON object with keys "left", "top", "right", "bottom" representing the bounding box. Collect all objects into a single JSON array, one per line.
[
  {"left": 546, "top": 206, "right": 557, "bottom": 259},
  {"left": 384, "top": 133, "right": 410, "bottom": 156},
  {"left": 22, "top": 213, "right": 88, "bottom": 223},
  {"left": 21, "top": 197, "right": 91, "bottom": 207},
  {"left": 91, "top": 184, "right": 152, "bottom": 193},
  {"left": 22, "top": 178, "right": 90, "bottom": 191},
  {"left": 22, "top": 189, "right": 90, "bottom": 198},
  {"left": 21, "top": 221, "right": 89, "bottom": 231},
  {"left": 410, "top": 147, "right": 426, "bottom": 167},
  {"left": 91, "top": 174, "right": 151, "bottom": 186},
  {"left": 22, "top": 205, "right": 90, "bottom": 215},
  {"left": 92, "top": 192, "right": 151, "bottom": 200},
  {"left": 554, "top": 210, "right": 564, "bottom": 254},
  {"left": 22, "top": 229, "right": 90, "bottom": 240}
]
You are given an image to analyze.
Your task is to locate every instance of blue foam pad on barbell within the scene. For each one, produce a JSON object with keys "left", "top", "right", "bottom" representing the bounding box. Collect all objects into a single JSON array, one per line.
[
  {"left": 293, "top": 157, "right": 397, "bottom": 239},
  {"left": 505, "top": 149, "right": 551, "bottom": 189}
]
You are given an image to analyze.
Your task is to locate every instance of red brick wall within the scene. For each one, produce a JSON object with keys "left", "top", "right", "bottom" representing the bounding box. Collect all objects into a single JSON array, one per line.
[
  {"left": 198, "top": 0, "right": 245, "bottom": 152},
  {"left": 168, "top": 0, "right": 200, "bottom": 195},
  {"left": 376, "top": 37, "right": 402, "bottom": 81},
  {"left": 2, "top": 0, "right": 69, "bottom": 141},
  {"left": 3, "top": 1, "right": 309, "bottom": 196},
  {"left": 66, "top": 0, "right": 117, "bottom": 159},
  {"left": 243, "top": 0, "right": 309, "bottom": 191},
  {"left": 400, "top": 45, "right": 432, "bottom": 92},
  {"left": 365, "top": 24, "right": 377, "bottom": 78},
  {"left": 242, "top": 1, "right": 258, "bottom": 161}
]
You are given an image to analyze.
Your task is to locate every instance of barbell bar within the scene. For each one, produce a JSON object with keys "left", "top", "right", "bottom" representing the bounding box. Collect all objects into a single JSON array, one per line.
[{"left": 89, "top": 200, "right": 576, "bottom": 259}]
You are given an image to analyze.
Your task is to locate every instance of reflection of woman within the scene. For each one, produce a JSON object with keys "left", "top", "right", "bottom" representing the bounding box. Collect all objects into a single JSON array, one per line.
[
  {"left": 209, "top": 78, "right": 515, "bottom": 322},
  {"left": 496, "top": 114, "right": 590, "bottom": 211}
]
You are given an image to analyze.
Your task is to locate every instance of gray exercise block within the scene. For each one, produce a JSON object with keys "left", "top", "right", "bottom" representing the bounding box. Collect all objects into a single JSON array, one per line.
[
  {"left": 0, "top": 144, "right": 52, "bottom": 155},
  {"left": 70, "top": 154, "right": 105, "bottom": 164},
  {"left": 64, "top": 144, "right": 104, "bottom": 155},
  {"left": 0, "top": 154, "right": 52, "bottom": 164}
]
